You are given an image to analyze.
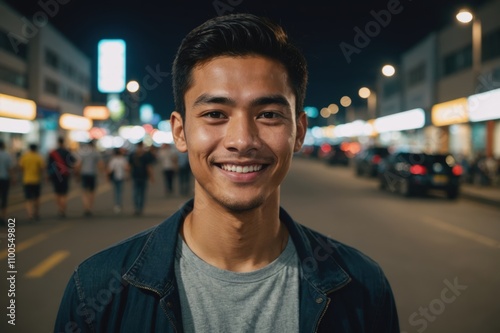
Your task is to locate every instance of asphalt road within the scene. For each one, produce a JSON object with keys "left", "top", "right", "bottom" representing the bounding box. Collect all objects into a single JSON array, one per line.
[{"left": 1, "top": 157, "right": 499, "bottom": 333}]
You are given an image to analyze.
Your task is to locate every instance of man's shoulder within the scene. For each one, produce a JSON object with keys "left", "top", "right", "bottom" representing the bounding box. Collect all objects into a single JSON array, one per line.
[{"left": 295, "top": 223, "right": 385, "bottom": 280}]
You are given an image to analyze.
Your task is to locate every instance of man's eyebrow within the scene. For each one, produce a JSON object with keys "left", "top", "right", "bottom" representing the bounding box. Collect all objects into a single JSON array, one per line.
[
  {"left": 192, "top": 94, "right": 236, "bottom": 107},
  {"left": 192, "top": 94, "right": 292, "bottom": 110},
  {"left": 250, "top": 95, "right": 291, "bottom": 109}
]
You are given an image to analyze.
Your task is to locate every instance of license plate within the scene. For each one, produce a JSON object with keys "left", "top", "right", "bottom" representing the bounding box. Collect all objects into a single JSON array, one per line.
[{"left": 433, "top": 175, "right": 448, "bottom": 184}]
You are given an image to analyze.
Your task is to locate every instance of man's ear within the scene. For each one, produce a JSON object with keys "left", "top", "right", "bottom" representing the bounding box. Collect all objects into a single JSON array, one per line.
[
  {"left": 294, "top": 111, "right": 307, "bottom": 152},
  {"left": 170, "top": 111, "right": 187, "bottom": 152}
]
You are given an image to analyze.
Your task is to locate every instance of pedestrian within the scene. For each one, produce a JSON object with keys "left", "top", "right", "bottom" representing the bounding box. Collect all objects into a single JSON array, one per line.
[
  {"left": 47, "top": 136, "right": 77, "bottom": 217},
  {"left": 75, "top": 140, "right": 104, "bottom": 217},
  {"left": 177, "top": 149, "right": 191, "bottom": 196},
  {"left": 107, "top": 147, "right": 129, "bottom": 213},
  {"left": 157, "top": 143, "right": 178, "bottom": 195},
  {"left": 0, "top": 140, "right": 15, "bottom": 224},
  {"left": 19, "top": 143, "right": 45, "bottom": 221},
  {"left": 128, "top": 141, "right": 154, "bottom": 215},
  {"left": 55, "top": 14, "right": 399, "bottom": 332}
]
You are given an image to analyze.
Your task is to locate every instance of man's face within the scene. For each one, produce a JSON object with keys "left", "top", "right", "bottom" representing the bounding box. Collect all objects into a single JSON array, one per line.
[{"left": 171, "top": 56, "right": 306, "bottom": 212}]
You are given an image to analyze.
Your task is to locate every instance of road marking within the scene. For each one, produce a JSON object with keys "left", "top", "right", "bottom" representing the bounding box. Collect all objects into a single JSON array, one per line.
[
  {"left": 422, "top": 216, "right": 500, "bottom": 249},
  {"left": 0, "top": 223, "right": 72, "bottom": 260},
  {"left": 25, "top": 250, "right": 70, "bottom": 278}
]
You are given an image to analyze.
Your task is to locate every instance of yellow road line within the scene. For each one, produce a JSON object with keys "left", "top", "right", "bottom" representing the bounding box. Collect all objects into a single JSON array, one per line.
[
  {"left": 25, "top": 250, "right": 70, "bottom": 278},
  {"left": 422, "top": 216, "right": 500, "bottom": 249},
  {"left": 0, "top": 223, "right": 72, "bottom": 260}
]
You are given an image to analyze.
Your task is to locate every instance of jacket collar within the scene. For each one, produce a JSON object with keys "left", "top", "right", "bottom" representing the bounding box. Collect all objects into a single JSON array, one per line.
[{"left": 123, "top": 200, "right": 350, "bottom": 296}]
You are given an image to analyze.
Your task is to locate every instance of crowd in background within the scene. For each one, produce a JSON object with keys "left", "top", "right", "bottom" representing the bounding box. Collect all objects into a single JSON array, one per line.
[{"left": 0, "top": 138, "right": 192, "bottom": 224}]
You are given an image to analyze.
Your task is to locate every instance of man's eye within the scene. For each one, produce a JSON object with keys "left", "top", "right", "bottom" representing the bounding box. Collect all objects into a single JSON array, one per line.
[
  {"left": 259, "top": 112, "right": 280, "bottom": 119},
  {"left": 203, "top": 111, "right": 225, "bottom": 118}
]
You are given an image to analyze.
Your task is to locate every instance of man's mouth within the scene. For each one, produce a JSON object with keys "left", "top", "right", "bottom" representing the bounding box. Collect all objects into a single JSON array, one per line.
[{"left": 218, "top": 164, "right": 265, "bottom": 174}]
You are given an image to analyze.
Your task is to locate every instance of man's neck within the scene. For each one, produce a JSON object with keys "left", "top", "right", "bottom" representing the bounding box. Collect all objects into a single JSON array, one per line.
[{"left": 181, "top": 195, "right": 288, "bottom": 273}]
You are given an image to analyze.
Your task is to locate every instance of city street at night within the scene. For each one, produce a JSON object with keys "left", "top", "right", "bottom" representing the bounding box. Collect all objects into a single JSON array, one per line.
[{"left": 1, "top": 158, "right": 499, "bottom": 333}]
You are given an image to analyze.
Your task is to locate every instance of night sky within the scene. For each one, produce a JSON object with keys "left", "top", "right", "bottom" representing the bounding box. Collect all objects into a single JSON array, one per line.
[{"left": 3, "top": 0, "right": 489, "bottom": 121}]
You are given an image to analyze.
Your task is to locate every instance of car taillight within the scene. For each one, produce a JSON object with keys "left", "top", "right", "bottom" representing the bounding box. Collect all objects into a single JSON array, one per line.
[
  {"left": 452, "top": 165, "right": 463, "bottom": 176},
  {"left": 320, "top": 144, "right": 331, "bottom": 154},
  {"left": 372, "top": 155, "right": 381, "bottom": 164},
  {"left": 410, "top": 164, "right": 427, "bottom": 175}
]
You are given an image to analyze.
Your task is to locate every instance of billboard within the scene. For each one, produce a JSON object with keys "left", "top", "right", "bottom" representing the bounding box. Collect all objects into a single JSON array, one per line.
[{"left": 98, "top": 39, "right": 126, "bottom": 93}]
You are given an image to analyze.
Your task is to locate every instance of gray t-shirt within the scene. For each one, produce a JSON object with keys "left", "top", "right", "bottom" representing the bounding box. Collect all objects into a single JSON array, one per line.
[{"left": 175, "top": 234, "right": 300, "bottom": 333}]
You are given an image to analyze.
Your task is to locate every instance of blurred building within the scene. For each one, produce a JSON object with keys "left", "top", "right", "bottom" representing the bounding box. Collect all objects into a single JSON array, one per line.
[
  {"left": 375, "top": 0, "right": 500, "bottom": 160},
  {"left": 0, "top": 0, "right": 91, "bottom": 155}
]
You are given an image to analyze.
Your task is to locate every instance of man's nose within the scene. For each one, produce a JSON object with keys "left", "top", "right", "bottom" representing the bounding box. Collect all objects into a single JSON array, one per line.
[{"left": 223, "top": 116, "right": 262, "bottom": 153}]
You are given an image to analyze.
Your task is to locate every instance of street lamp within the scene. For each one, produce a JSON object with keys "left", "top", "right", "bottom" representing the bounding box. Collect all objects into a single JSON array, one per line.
[
  {"left": 381, "top": 64, "right": 396, "bottom": 77},
  {"left": 358, "top": 87, "right": 377, "bottom": 119},
  {"left": 456, "top": 8, "right": 481, "bottom": 87},
  {"left": 126, "top": 80, "right": 140, "bottom": 125}
]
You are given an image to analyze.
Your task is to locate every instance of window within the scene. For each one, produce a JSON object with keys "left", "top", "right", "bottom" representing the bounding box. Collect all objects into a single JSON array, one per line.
[
  {"left": 407, "top": 62, "right": 426, "bottom": 87},
  {"left": 45, "top": 48, "right": 59, "bottom": 69},
  {"left": 44, "top": 78, "right": 59, "bottom": 96},
  {"left": 0, "top": 29, "right": 28, "bottom": 60},
  {"left": 442, "top": 45, "right": 472, "bottom": 77},
  {"left": 0, "top": 64, "right": 27, "bottom": 88}
]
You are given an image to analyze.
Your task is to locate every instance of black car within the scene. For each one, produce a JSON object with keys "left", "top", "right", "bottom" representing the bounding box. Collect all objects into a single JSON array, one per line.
[
  {"left": 318, "top": 142, "right": 356, "bottom": 166},
  {"left": 354, "top": 146, "right": 390, "bottom": 177},
  {"left": 378, "top": 152, "right": 463, "bottom": 199}
]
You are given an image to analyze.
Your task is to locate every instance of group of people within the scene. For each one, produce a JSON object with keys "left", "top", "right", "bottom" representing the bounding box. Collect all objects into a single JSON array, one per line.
[{"left": 0, "top": 137, "right": 192, "bottom": 222}]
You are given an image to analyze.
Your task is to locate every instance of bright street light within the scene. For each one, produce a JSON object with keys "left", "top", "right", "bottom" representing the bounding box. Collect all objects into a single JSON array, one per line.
[
  {"left": 381, "top": 65, "right": 396, "bottom": 77},
  {"left": 358, "top": 87, "right": 371, "bottom": 99},
  {"left": 340, "top": 96, "right": 352, "bottom": 107},
  {"left": 126, "top": 80, "right": 139, "bottom": 93},
  {"left": 456, "top": 9, "right": 473, "bottom": 23}
]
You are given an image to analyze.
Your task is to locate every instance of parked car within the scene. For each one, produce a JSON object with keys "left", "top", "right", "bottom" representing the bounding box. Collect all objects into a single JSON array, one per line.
[
  {"left": 318, "top": 142, "right": 355, "bottom": 166},
  {"left": 354, "top": 146, "right": 390, "bottom": 177},
  {"left": 378, "top": 152, "right": 463, "bottom": 199}
]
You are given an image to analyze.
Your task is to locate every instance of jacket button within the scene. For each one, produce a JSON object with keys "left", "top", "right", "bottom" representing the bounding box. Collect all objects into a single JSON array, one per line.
[{"left": 315, "top": 298, "right": 323, "bottom": 304}]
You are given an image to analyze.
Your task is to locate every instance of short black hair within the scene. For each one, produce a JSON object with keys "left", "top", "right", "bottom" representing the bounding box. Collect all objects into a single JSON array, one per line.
[
  {"left": 172, "top": 13, "right": 308, "bottom": 118},
  {"left": 29, "top": 143, "right": 38, "bottom": 151},
  {"left": 0, "top": 140, "right": 4, "bottom": 149}
]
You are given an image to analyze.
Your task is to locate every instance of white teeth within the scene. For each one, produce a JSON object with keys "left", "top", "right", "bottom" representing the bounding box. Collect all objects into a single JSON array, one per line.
[{"left": 220, "top": 164, "right": 263, "bottom": 173}]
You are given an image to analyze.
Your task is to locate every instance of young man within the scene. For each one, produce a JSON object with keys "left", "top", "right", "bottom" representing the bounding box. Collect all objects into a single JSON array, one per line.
[
  {"left": 47, "top": 136, "right": 77, "bottom": 217},
  {"left": 19, "top": 143, "right": 45, "bottom": 221},
  {"left": 55, "top": 14, "right": 399, "bottom": 332},
  {"left": 76, "top": 140, "right": 104, "bottom": 216}
]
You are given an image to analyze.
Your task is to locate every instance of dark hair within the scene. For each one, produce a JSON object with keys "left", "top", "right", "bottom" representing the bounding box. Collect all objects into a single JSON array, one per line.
[
  {"left": 0, "top": 140, "right": 4, "bottom": 149},
  {"left": 172, "top": 13, "right": 308, "bottom": 118},
  {"left": 58, "top": 136, "right": 65, "bottom": 146},
  {"left": 29, "top": 143, "right": 38, "bottom": 151}
]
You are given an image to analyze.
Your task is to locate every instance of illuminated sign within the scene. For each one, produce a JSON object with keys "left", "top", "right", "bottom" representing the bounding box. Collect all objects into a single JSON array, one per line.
[
  {"left": 0, "top": 93, "right": 36, "bottom": 120},
  {"left": 98, "top": 39, "right": 126, "bottom": 93},
  {"left": 374, "top": 108, "right": 425, "bottom": 133},
  {"left": 431, "top": 98, "right": 468, "bottom": 126},
  {"left": 468, "top": 88, "right": 500, "bottom": 122},
  {"left": 84, "top": 106, "right": 110, "bottom": 120},
  {"left": 0, "top": 117, "right": 33, "bottom": 133},
  {"left": 59, "top": 113, "right": 93, "bottom": 131}
]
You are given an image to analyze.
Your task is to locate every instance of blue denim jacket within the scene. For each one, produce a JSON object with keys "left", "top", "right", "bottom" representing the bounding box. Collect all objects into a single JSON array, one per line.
[{"left": 55, "top": 200, "right": 399, "bottom": 332}]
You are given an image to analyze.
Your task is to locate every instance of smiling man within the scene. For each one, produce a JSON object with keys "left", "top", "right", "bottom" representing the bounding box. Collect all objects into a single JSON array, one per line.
[{"left": 55, "top": 13, "right": 399, "bottom": 333}]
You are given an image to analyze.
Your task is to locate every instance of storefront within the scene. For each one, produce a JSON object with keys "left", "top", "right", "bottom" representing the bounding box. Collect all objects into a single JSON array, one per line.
[
  {"left": 0, "top": 93, "right": 37, "bottom": 154},
  {"left": 431, "top": 97, "right": 470, "bottom": 156},
  {"left": 468, "top": 88, "right": 500, "bottom": 159}
]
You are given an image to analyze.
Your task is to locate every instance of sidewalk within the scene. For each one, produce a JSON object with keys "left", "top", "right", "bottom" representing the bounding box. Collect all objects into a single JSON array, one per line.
[{"left": 460, "top": 183, "right": 500, "bottom": 208}]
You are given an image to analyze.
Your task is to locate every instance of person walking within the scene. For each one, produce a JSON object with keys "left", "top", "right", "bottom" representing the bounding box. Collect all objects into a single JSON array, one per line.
[
  {"left": 76, "top": 140, "right": 104, "bottom": 217},
  {"left": 47, "top": 136, "right": 77, "bottom": 217},
  {"left": 157, "top": 143, "right": 178, "bottom": 195},
  {"left": 107, "top": 147, "right": 129, "bottom": 213},
  {"left": 19, "top": 143, "right": 45, "bottom": 221},
  {"left": 128, "top": 141, "right": 154, "bottom": 215},
  {"left": 0, "top": 140, "right": 14, "bottom": 224},
  {"left": 177, "top": 149, "right": 191, "bottom": 196}
]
